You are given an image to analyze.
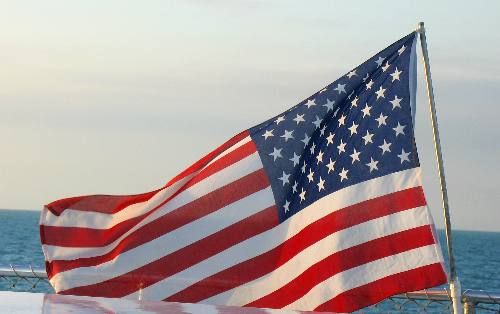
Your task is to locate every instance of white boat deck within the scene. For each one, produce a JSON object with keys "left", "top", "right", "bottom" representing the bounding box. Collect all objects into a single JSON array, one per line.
[{"left": 0, "top": 290, "right": 321, "bottom": 314}]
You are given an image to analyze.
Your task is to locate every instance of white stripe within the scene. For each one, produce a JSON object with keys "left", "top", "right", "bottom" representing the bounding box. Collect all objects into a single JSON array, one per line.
[
  {"left": 127, "top": 168, "right": 424, "bottom": 300},
  {"left": 203, "top": 206, "right": 434, "bottom": 306},
  {"left": 41, "top": 174, "right": 194, "bottom": 229},
  {"left": 285, "top": 245, "right": 442, "bottom": 311},
  {"left": 41, "top": 136, "right": 252, "bottom": 230},
  {"left": 44, "top": 152, "right": 263, "bottom": 261},
  {"left": 50, "top": 186, "right": 275, "bottom": 292}
]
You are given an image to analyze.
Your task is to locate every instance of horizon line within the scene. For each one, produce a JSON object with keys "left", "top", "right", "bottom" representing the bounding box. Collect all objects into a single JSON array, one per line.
[{"left": 1, "top": 208, "right": 497, "bottom": 233}]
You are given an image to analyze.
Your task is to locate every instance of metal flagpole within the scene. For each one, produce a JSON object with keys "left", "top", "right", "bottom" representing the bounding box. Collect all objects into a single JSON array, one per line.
[{"left": 416, "top": 22, "right": 463, "bottom": 314}]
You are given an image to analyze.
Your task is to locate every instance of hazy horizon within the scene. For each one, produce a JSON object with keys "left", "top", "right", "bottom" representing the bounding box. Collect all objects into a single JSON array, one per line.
[{"left": 1, "top": 1, "right": 499, "bottom": 232}]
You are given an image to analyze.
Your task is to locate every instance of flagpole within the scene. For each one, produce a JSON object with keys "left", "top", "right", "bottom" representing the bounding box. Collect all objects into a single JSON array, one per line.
[{"left": 416, "top": 22, "right": 462, "bottom": 314}]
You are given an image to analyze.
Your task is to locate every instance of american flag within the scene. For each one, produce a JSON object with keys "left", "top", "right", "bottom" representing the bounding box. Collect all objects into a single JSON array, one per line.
[{"left": 40, "top": 31, "right": 447, "bottom": 313}]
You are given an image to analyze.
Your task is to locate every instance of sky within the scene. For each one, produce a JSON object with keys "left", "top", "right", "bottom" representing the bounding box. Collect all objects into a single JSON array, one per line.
[{"left": 1, "top": 0, "right": 499, "bottom": 232}]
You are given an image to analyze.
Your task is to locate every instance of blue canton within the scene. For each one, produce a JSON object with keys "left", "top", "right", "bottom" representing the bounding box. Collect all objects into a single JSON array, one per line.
[{"left": 249, "top": 32, "right": 419, "bottom": 223}]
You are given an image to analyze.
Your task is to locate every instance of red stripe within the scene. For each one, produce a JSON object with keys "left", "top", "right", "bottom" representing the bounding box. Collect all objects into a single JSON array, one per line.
[
  {"left": 163, "top": 131, "right": 249, "bottom": 193},
  {"left": 44, "top": 131, "right": 249, "bottom": 216},
  {"left": 41, "top": 140, "right": 257, "bottom": 248},
  {"left": 42, "top": 215, "right": 144, "bottom": 248},
  {"left": 48, "top": 169, "right": 270, "bottom": 279},
  {"left": 314, "top": 263, "right": 447, "bottom": 312},
  {"left": 44, "top": 191, "right": 159, "bottom": 218},
  {"left": 60, "top": 205, "right": 278, "bottom": 298},
  {"left": 183, "top": 140, "right": 257, "bottom": 190},
  {"left": 165, "top": 186, "right": 427, "bottom": 303},
  {"left": 246, "top": 225, "right": 437, "bottom": 308}
]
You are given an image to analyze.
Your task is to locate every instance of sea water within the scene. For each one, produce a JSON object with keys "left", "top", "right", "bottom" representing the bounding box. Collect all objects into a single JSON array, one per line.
[{"left": 0, "top": 209, "right": 499, "bottom": 300}]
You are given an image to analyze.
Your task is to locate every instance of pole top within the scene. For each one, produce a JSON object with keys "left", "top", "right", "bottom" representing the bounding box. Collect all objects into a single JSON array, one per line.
[{"left": 417, "top": 22, "right": 426, "bottom": 34}]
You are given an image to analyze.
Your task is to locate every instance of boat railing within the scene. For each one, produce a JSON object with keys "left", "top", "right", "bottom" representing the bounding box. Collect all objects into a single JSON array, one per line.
[
  {"left": 1, "top": 265, "right": 499, "bottom": 313},
  {"left": 0, "top": 265, "right": 48, "bottom": 292}
]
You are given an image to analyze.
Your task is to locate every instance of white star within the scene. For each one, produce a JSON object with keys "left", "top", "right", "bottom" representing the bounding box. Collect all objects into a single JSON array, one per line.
[
  {"left": 317, "top": 177, "right": 326, "bottom": 192},
  {"left": 375, "top": 56, "right": 385, "bottom": 67},
  {"left": 390, "top": 67, "right": 402, "bottom": 82},
  {"left": 269, "top": 147, "right": 282, "bottom": 161},
  {"left": 326, "top": 158, "right": 335, "bottom": 174},
  {"left": 310, "top": 142, "right": 316, "bottom": 155},
  {"left": 307, "top": 168, "right": 315, "bottom": 183},
  {"left": 280, "top": 130, "right": 294, "bottom": 142},
  {"left": 347, "top": 70, "right": 357, "bottom": 79},
  {"left": 398, "top": 149, "right": 411, "bottom": 163},
  {"left": 375, "top": 113, "right": 388, "bottom": 127},
  {"left": 275, "top": 116, "right": 285, "bottom": 125},
  {"left": 326, "top": 132, "right": 335, "bottom": 145},
  {"left": 283, "top": 200, "right": 290, "bottom": 213},
  {"left": 289, "top": 152, "right": 300, "bottom": 166},
  {"left": 337, "top": 139, "right": 346, "bottom": 154},
  {"left": 339, "top": 167, "right": 349, "bottom": 182},
  {"left": 323, "top": 99, "right": 335, "bottom": 112},
  {"left": 334, "top": 83, "right": 346, "bottom": 94},
  {"left": 301, "top": 161, "right": 307, "bottom": 173},
  {"left": 351, "top": 96, "right": 359, "bottom": 108},
  {"left": 366, "top": 157, "right": 379, "bottom": 173},
  {"left": 293, "top": 113, "right": 305, "bottom": 124},
  {"left": 375, "top": 86, "right": 386, "bottom": 100},
  {"left": 292, "top": 181, "right": 298, "bottom": 193},
  {"left": 299, "top": 188, "right": 306, "bottom": 203},
  {"left": 301, "top": 134, "right": 310, "bottom": 147},
  {"left": 278, "top": 171, "right": 290, "bottom": 186},
  {"left": 379, "top": 140, "right": 392, "bottom": 155},
  {"left": 320, "top": 125, "right": 326, "bottom": 136},
  {"left": 312, "top": 115, "right": 322, "bottom": 129},
  {"left": 361, "top": 103, "right": 372, "bottom": 118},
  {"left": 316, "top": 150, "right": 324, "bottom": 164},
  {"left": 398, "top": 45, "right": 406, "bottom": 55},
  {"left": 348, "top": 121, "right": 359, "bottom": 136},
  {"left": 338, "top": 114, "right": 347, "bottom": 127},
  {"left": 382, "top": 61, "right": 390, "bottom": 72},
  {"left": 362, "top": 73, "right": 369, "bottom": 82},
  {"left": 262, "top": 129, "right": 274, "bottom": 140},
  {"left": 305, "top": 99, "right": 317, "bottom": 108},
  {"left": 350, "top": 148, "right": 361, "bottom": 163},
  {"left": 362, "top": 130, "right": 374, "bottom": 145},
  {"left": 393, "top": 122, "right": 406, "bottom": 137},
  {"left": 390, "top": 95, "right": 402, "bottom": 109},
  {"left": 366, "top": 79, "right": 374, "bottom": 90},
  {"left": 347, "top": 91, "right": 354, "bottom": 100}
]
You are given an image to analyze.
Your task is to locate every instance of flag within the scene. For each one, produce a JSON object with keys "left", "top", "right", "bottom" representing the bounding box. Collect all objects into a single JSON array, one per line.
[{"left": 40, "top": 31, "right": 447, "bottom": 313}]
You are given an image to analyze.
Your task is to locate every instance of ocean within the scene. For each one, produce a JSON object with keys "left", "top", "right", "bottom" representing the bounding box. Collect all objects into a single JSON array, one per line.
[{"left": 1, "top": 209, "right": 499, "bottom": 304}]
